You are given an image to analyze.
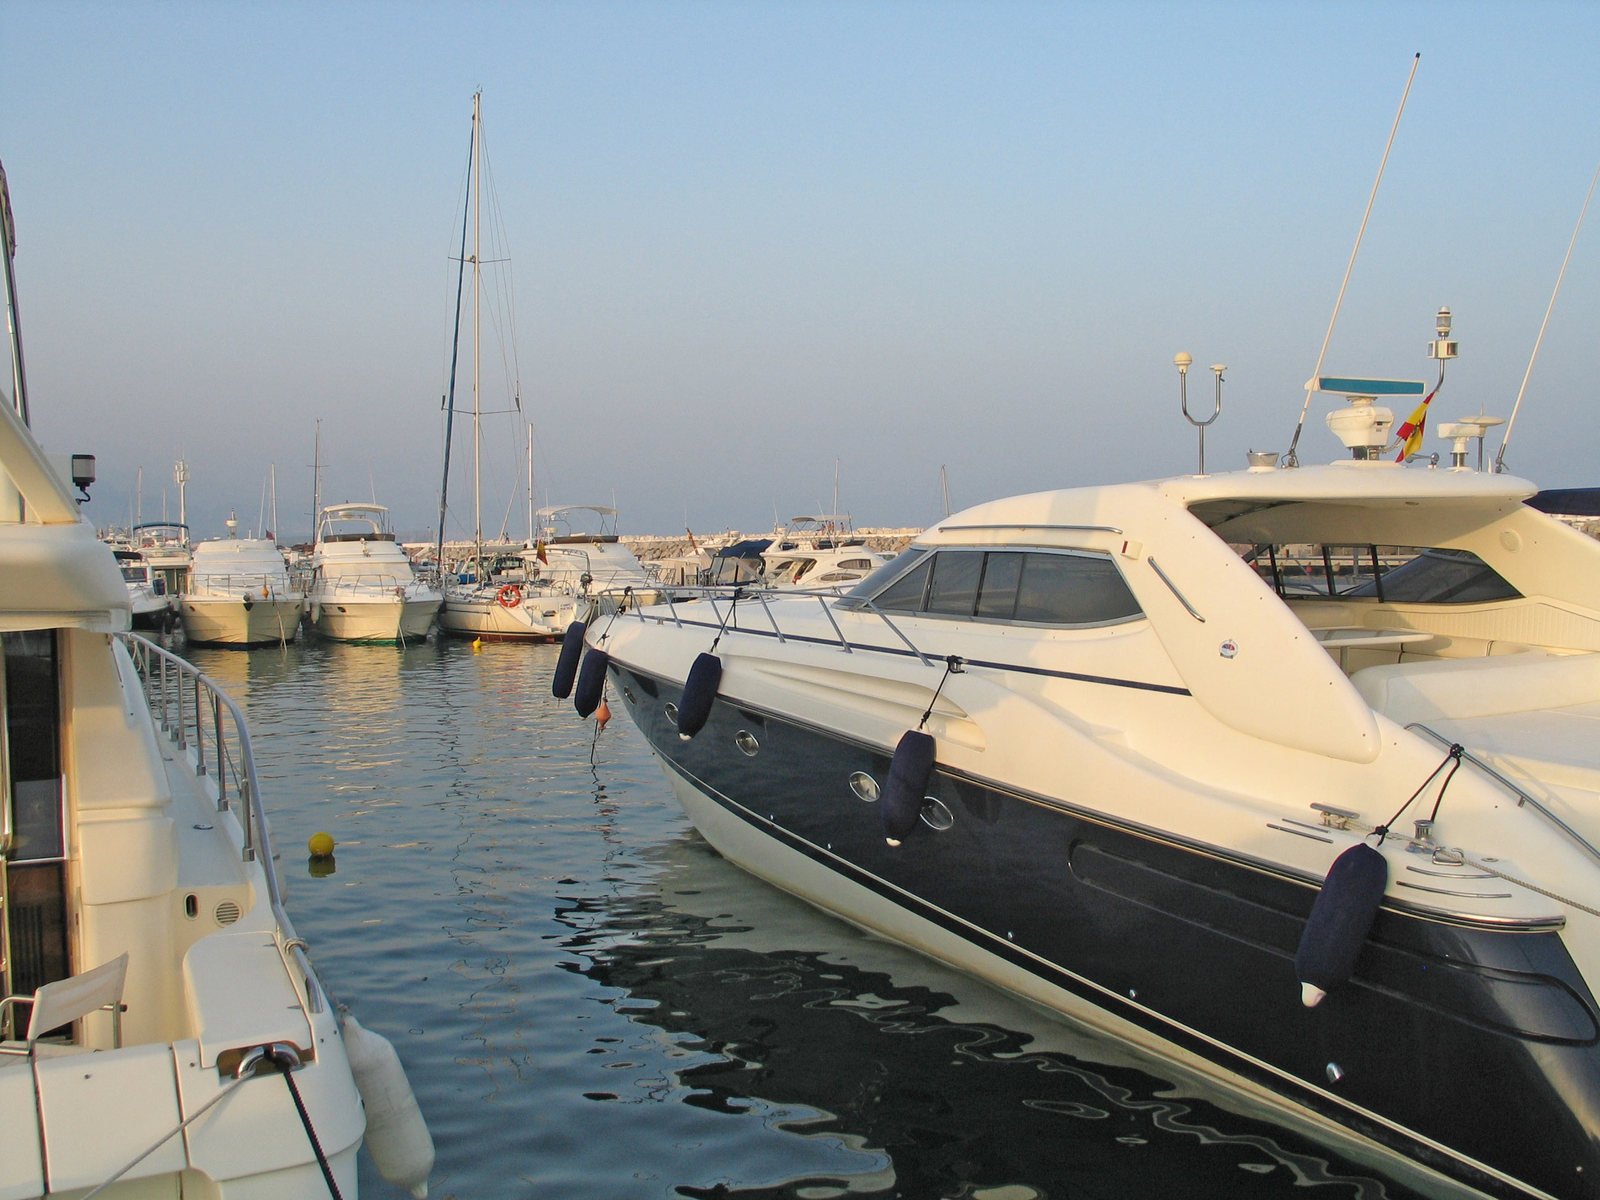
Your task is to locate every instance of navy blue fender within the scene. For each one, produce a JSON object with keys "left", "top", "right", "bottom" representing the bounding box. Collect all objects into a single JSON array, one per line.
[
  {"left": 881, "top": 730, "right": 935, "bottom": 846},
  {"left": 676, "top": 652, "right": 722, "bottom": 737},
  {"left": 551, "top": 621, "right": 587, "bottom": 698},
  {"left": 1295, "top": 842, "right": 1389, "bottom": 1007},
  {"left": 574, "top": 647, "right": 610, "bottom": 718}
]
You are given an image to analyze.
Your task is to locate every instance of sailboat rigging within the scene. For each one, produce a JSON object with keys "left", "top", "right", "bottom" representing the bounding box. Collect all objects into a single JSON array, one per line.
[{"left": 434, "top": 93, "right": 565, "bottom": 642}]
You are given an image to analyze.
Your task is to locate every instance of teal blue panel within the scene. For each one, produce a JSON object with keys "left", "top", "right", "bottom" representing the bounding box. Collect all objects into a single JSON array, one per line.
[{"left": 1317, "top": 377, "right": 1426, "bottom": 396}]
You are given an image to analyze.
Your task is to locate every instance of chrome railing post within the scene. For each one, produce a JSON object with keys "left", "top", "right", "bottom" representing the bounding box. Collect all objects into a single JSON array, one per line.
[
  {"left": 192, "top": 678, "right": 206, "bottom": 776},
  {"left": 211, "top": 694, "right": 227, "bottom": 807}
]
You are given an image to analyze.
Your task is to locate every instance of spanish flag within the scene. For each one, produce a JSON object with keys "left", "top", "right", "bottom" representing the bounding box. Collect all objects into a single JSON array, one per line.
[
  {"left": 535, "top": 539, "right": 548, "bottom": 564},
  {"left": 1394, "top": 387, "right": 1438, "bottom": 461}
]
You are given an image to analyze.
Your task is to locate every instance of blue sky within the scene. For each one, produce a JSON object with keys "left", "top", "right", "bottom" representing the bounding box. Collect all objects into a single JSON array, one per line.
[{"left": 4, "top": 0, "right": 1597, "bottom": 541}]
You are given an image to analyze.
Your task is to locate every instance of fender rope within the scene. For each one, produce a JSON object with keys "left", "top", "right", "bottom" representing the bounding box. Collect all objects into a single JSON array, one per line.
[{"left": 917, "top": 656, "right": 964, "bottom": 730}]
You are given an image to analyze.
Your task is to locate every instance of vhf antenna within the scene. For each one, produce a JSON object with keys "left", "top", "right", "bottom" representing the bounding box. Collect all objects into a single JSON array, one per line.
[
  {"left": 1284, "top": 53, "right": 1421, "bottom": 468},
  {"left": 1494, "top": 157, "right": 1599, "bottom": 474}
]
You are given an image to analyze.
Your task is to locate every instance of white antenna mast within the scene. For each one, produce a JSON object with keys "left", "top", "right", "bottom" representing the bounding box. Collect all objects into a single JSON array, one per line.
[
  {"left": 1285, "top": 52, "right": 1420, "bottom": 467},
  {"left": 1494, "top": 157, "right": 1600, "bottom": 474}
]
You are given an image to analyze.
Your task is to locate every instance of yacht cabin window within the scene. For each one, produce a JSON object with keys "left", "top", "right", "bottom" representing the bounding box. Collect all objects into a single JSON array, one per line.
[
  {"left": 843, "top": 547, "right": 1143, "bottom": 627},
  {"left": 1242, "top": 544, "right": 1520, "bottom": 604},
  {"left": 2, "top": 629, "right": 70, "bottom": 1006}
]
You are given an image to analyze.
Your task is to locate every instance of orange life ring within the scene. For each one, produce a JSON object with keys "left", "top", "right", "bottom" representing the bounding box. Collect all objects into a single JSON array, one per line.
[{"left": 496, "top": 583, "right": 523, "bottom": 608}]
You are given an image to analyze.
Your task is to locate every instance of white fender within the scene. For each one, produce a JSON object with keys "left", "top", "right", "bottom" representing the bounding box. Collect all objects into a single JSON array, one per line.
[{"left": 342, "top": 1012, "right": 434, "bottom": 1199}]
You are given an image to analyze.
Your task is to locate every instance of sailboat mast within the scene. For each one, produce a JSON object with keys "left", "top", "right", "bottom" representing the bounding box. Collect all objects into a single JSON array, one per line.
[
  {"left": 434, "top": 98, "right": 475, "bottom": 570},
  {"left": 309, "top": 421, "right": 321, "bottom": 540},
  {"left": 472, "top": 92, "right": 483, "bottom": 568}
]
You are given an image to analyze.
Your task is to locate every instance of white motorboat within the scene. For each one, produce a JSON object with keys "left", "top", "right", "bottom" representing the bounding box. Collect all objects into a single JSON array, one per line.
[
  {"left": 110, "top": 544, "right": 175, "bottom": 629},
  {"left": 755, "top": 514, "right": 889, "bottom": 590},
  {"left": 532, "top": 504, "right": 663, "bottom": 613},
  {"left": 180, "top": 526, "right": 305, "bottom": 647},
  {"left": 307, "top": 503, "right": 441, "bottom": 643},
  {"left": 0, "top": 163, "right": 432, "bottom": 1198},
  {"left": 584, "top": 320, "right": 1600, "bottom": 1199},
  {"left": 131, "top": 519, "right": 192, "bottom": 598}
]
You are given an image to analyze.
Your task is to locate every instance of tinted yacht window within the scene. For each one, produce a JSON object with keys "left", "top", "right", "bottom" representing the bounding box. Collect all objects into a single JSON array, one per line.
[
  {"left": 858, "top": 548, "right": 1142, "bottom": 627},
  {"left": 927, "top": 551, "right": 984, "bottom": 615},
  {"left": 975, "top": 552, "right": 1024, "bottom": 619},
  {"left": 1015, "top": 553, "right": 1142, "bottom": 624},
  {"left": 871, "top": 554, "right": 934, "bottom": 611},
  {"left": 842, "top": 548, "right": 927, "bottom": 604},
  {"left": 1349, "top": 547, "right": 1521, "bottom": 604}
]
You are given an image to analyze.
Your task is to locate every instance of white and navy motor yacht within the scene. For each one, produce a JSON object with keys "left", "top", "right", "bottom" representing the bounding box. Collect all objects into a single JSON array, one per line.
[{"left": 586, "top": 336, "right": 1600, "bottom": 1199}]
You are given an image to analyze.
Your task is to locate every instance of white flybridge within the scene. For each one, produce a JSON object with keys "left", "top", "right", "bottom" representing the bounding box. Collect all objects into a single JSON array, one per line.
[
  {"left": 532, "top": 504, "right": 662, "bottom": 614},
  {"left": 583, "top": 311, "right": 1600, "bottom": 1200},
  {"left": 307, "top": 503, "right": 441, "bottom": 644},
  {"left": 180, "top": 519, "right": 305, "bottom": 647},
  {"left": 756, "top": 515, "right": 888, "bottom": 590},
  {"left": 0, "top": 159, "right": 432, "bottom": 1197}
]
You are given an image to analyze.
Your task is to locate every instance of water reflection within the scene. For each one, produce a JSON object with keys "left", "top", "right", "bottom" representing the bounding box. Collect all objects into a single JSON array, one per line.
[
  {"left": 172, "top": 635, "right": 1436, "bottom": 1199},
  {"left": 567, "top": 835, "right": 1425, "bottom": 1200}
]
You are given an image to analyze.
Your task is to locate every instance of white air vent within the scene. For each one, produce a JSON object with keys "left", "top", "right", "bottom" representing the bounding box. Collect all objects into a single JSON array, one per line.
[{"left": 214, "top": 900, "right": 242, "bottom": 926}]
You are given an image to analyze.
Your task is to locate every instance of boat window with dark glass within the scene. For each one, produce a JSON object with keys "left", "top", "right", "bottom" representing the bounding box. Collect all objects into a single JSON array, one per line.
[
  {"left": 1249, "top": 544, "right": 1521, "bottom": 604},
  {"left": 926, "top": 551, "right": 984, "bottom": 616},
  {"left": 866, "top": 553, "right": 934, "bottom": 611},
  {"left": 3, "top": 630, "right": 64, "bottom": 862},
  {"left": 840, "top": 548, "right": 926, "bottom": 605},
  {"left": 1345, "top": 547, "right": 1521, "bottom": 603},
  {"left": 2, "top": 630, "right": 70, "bottom": 1002},
  {"left": 975, "top": 552, "right": 1024, "bottom": 619},
  {"left": 1014, "top": 553, "right": 1143, "bottom": 624}
]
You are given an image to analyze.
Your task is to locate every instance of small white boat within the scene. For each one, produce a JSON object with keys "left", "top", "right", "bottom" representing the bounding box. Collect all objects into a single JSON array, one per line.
[
  {"left": 437, "top": 555, "right": 567, "bottom": 643},
  {"left": 307, "top": 503, "right": 441, "bottom": 643},
  {"left": 756, "top": 514, "right": 889, "bottom": 590},
  {"left": 589, "top": 315, "right": 1600, "bottom": 1199},
  {"left": 110, "top": 544, "right": 176, "bottom": 628},
  {"left": 181, "top": 527, "right": 305, "bottom": 647},
  {"left": 131, "top": 519, "right": 192, "bottom": 598},
  {"left": 1, "top": 163, "right": 433, "bottom": 1197},
  {"left": 532, "top": 504, "right": 663, "bottom": 613}
]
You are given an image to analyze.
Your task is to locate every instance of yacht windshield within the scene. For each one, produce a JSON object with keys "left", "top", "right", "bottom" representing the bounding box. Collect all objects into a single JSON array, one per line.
[{"left": 1242, "top": 544, "right": 1520, "bottom": 603}]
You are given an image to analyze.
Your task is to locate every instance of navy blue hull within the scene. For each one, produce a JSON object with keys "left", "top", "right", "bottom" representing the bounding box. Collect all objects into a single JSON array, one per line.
[{"left": 610, "top": 659, "right": 1600, "bottom": 1200}]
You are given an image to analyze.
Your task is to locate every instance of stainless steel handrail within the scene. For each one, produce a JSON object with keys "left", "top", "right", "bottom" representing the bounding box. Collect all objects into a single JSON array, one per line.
[
  {"left": 117, "top": 633, "right": 324, "bottom": 1012},
  {"left": 610, "top": 583, "right": 934, "bottom": 666},
  {"left": 1408, "top": 720, "right": 1600, "bottom": 868}
]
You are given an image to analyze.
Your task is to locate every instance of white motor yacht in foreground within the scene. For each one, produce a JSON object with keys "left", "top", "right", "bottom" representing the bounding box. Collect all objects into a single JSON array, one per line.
[
  {"left": 585, "top": 321, "right": 1600, "bottom": 1200},
  {"left": 307, "top": 503, "right": 441, "bottom": 643},
  {"left": 181, "top": 523, "right": 305, "bottom": 647},
  {"left": 0, "top": 164, "right": 432, "bottom": 1197}
]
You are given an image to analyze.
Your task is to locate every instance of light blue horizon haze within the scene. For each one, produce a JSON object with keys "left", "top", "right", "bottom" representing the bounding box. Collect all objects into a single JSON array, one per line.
[{"left": 4, "top": 0, "right": 1598, "bottom": 542}]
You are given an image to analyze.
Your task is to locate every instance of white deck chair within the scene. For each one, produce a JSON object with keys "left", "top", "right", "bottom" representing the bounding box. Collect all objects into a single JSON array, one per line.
[{"left": 0, "top": 952, "right": 128, "bottom": 1058}]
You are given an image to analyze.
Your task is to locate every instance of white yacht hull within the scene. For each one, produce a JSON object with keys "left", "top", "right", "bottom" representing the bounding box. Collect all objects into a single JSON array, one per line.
[
  {"left": 310, "top": 594, "right": 438, "bottom": 643},
  {"left": 181, "top": 595, "right": 305, "bottom": 647},
  {"left": 436, "top": 589, "right": 566, "bottom": 641}
]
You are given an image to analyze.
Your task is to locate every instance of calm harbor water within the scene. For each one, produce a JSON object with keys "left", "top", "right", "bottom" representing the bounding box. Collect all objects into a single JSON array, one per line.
[{"left": 180, "top": 636, "right": 1435, "bottom": 1200}]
